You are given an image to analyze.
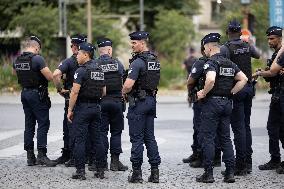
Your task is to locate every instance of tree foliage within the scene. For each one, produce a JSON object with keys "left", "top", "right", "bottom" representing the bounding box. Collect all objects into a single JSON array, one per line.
[
  {"left": 8, "top": 5, "right": 58, "bottom": 56},
  {"left": 220, "top": 0, "right": 269, "bottom": 51},
  {"left": 151, "top": 10, "right": 195, "bottom": 61}
]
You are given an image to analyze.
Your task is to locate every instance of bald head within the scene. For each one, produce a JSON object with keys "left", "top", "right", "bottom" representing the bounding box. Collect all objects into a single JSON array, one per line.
[{"left": 98, "top": 46, "right": 112, "bottom": 57}]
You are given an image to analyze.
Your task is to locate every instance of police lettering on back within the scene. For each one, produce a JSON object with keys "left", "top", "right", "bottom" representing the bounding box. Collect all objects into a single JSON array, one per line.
[
  {"left": 148, "top": 61, "right": 160, "bottom": 71},
  {"left": 90, "top": 71, "right": 104, "bottom": 80},
  {"left": 219, "top": 67, "right": 235, "bottom": 77},
  {"left": 15, "top": 62, "right": 30, "bottom": 70},
  {"left": 100, "top": 63, "right": 118, "bottom": 72}
]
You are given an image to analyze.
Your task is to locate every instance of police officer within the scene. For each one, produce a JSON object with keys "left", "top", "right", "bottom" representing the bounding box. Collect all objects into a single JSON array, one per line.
[
  {"left": 95, "top": 37, "right": 128, "bottom": 171},
  {"left": 220, "top": 20, "right": 260, "bottom": 175},
  {"left": 184, "top": 40, "right": 221, "bottom": 168},
  {"left": 196, "top": 33, "right": 248, "bottom": 183},
  {"left": 67, "top": 42, "right": 106, "bottom": 180},
  {"left": 122, "top": 31, "right": 161, "bottom": 183},
  {"left": 53, "top": 34, "right": 86, "bottom": 165},
  {"left": 13, "top": 36, "right": 56, "bottom": 167},
  {"left": 254, "top": 26, "right": 284, "bottom": 173},
  {"left": 183, "top": 42, "right": 206, "bottom": 165}
]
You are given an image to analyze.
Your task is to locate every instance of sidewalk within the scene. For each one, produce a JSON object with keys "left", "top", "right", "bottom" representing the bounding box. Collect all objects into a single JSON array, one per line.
[{"left": 0, "top": 91, "right": 271, "bottom": 104}]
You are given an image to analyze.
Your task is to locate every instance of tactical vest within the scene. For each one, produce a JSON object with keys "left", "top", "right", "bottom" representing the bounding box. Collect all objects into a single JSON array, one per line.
[
  {"left": 97, "top": 57, "right": 122, "bottom": 97},
  {"left": 206, "top": 56, "right": 236, "bottom": 97},
  {"left": 131, "top": 52, "right": 160, "bottom": 92},
  {"left": 184, "top": 56, "right": 197, "bottom": 74},
  {"left": 196, "top": 57, "right": 208, "bottom": 90},
  {"left": 64, "top": 55, "right": 78, "bottom": 90},
  {"left": 78, "top": 64, "right": 105, "bottom": 100},
  {"left": 14, "top": 53, "right": 47, "bottom": 88},
  {"left": 225, "top": 41, "right": 252, "bottom": 81}
]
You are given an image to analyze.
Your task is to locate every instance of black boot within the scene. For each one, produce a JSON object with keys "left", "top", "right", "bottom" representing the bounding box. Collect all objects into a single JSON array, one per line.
[
  {"left": 88, "top": 162, "right": 97, "bottom": 171},
  {"left": 94, "top": 168, "right": 105, "bottom": 179},
  {"left": 182, "top": 151, "right": 198, "bottom": 163},
  {"left": 189, "top": 152, "right": 203, "bottom": 168},
  {"left": 128, "top": 169, "right": 143, "bottom": 183},
  {"left": 72, "top": 169, "right": 86, "bottom": 180},
  {"left": 223, "top": 168, "right": 235, "bottom": 183},
  {"left": 65, "top": 156, "right": 75, "bottom": 167},
  {"left": 148, "top": 168, "right": 159, "bottom": 183},
  {"left": 54, "top": 148, "right": 70, "bottom": 164},
  {"left": 36, "top": 149, "right": 57, "bottom": 167},
  {"left": 258, "top": 158, "right": 280, "bottom": 170},
  {"left": 196, "top": 168, "right": 215, "bottom": 183},
  {"left": 27, "top": 150, "right": 37, "bottom": 166},
  {"left": 110, "top": 154, "right": 128, "bottom": 171},
  {"left": 276, "top": 161, "right": 284, "bottom": 174},
  {"left": 235, "top": 160, "right": 247, "bottom": 176}
]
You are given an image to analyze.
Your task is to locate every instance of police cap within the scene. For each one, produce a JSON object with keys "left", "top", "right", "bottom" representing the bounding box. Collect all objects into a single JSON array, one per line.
[
  {"left": 227, "top": 19, "right": 241, "bottom": 33},
  {"left": 129, "top": 31, "right": 149, "bottom": 40},
  {"left": 266, "top": 26, "right": 282, "bottom": 37},
  {"left": 97, "top": 37, "right": 112, "bottom": 48},
  {"left": 30, "top": 35, "right": 41, "bottom": 48},
  {"left": 71, "top": 34, "right": 86, "bottom": 45},
  {"left": 202, "top": 33, "right": 221, "bottom": 45},
  {"left": 78, "top": 42, "right": 95, "bottom": 52}
]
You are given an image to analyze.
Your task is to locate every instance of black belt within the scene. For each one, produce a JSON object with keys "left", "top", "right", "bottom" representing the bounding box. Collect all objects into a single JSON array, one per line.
[
  {"left": 77, "top": 99, "right": 101, "bottom": 103},
  {"left": 23, "top": 87, "right": 38, "bottom": 91},
  {"left": 210, "top": 96, "right": 230, "bottom": 100}
]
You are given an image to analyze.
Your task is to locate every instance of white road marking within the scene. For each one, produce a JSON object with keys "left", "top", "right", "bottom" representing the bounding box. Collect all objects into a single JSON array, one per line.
[
  {"left": 0, "top": 133, "right": 62, "bottom": 158},
  {"left": 0, "top": 129, "right": 23, "bottom": 141}
]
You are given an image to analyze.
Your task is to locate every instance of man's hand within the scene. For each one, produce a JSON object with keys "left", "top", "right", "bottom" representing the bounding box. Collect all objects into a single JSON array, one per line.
[
  {"left": 58, "top": 89, "right": 69, "bottom": 97},
  {"left": 67, "top": 110, "right": 73, "bottom": 123},
  {"left": 122, "top": 93, "right": 128, "bottom": 102},
  {"left": 197, "top": 89, "right": 206, "bottom": 100}
]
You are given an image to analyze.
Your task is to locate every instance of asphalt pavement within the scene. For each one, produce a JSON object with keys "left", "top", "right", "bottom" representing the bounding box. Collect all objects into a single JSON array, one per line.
[{"left": 0, "top": 91, "right": 283, "bottom": 189}]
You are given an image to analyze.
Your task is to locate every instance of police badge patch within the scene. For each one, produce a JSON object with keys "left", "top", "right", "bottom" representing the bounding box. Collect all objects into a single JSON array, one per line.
[
  {"left": 203, "top": 63, "right": 209, "bottom": 70},
  {"left": 191, "top": 67, "right": 197, "bottom": 74},
  {"left": 74, "top": 72, "right": 78, "bottom": 79}
]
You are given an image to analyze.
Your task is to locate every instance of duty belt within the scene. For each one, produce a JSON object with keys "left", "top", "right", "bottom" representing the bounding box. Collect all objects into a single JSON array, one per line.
[
  {"left": 22, "top": 87, "right": 38, "bottom": 92},
  {"left": 210, "top": 96, "right": 230, "bottom": 100},
  {"left": 77, "top": 99, "right": 101, "bottom": 103}
]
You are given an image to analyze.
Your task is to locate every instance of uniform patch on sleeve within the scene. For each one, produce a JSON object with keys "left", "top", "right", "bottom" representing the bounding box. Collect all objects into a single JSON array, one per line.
[
  {"left": 191, "top": 67, "right": 197, "bottom": 74},
  {"left": 74, "top": 72, "right": 78, "bottom": 79},
  {"left": 203, "top": 63, "right": 209, "bottom": 70},
  {"left": 128, "top": 69, "right": 133, "bottom": 74}
]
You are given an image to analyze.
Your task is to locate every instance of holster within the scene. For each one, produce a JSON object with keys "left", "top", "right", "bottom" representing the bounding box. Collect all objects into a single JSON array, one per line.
[{"left": 38, "top": 86, "right": 51, "bottom": 108}]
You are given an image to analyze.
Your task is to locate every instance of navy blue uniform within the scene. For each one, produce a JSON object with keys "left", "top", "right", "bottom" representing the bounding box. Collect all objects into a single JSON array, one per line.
[
  {"left": 57, "top": 55, "right": 78, "bottom": 151},
  {"left": 126, "top": 56, "right": 161, "bottom": 169},
  {"left": 98, "top": 55, "right": 125, "bottom": 156},
  {"left": 72, "top": 61, "right": 105, "bottom": 170},
  {"left": 14, "top": 52, "right": 50, "bottom": 152},
  {"left": 190, "top": 58, "right": 206, "bottom": 154},
  {"left": 190, "top": 58, "right": 221, "bottom": 161},
  {"left": 266, "top": 54, "right": 284, "bottom": 161},
  {"left": 199, "top": 54, "right": 240, "bottom": 171},
  {"left": 220, "top": 39, "right": 259, "bottom": 167}
]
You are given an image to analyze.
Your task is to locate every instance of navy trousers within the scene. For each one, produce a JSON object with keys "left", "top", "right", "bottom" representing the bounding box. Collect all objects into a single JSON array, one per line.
[
  {"left": 101, "top": 98, "right": 124, "bottom": 156},
  {"left": 199, "top": 97, "right": 235, "bottom": 170},
  {"left": 127, "top": 96, "right": 161, "bottom": 169},
  {"left": 21, "top": 89, "right": 50, "bottom": 151},
  {"left": 72, "top": 102, "right": 105, "bottom": 170}
]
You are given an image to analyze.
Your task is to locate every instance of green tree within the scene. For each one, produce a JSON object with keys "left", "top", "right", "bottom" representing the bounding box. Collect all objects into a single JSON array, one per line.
[
  {"left": 220, "top": 0, "right": 269, "bottom": 51},
  {"left": 8, "top": 5, "right": 58, "bottom": 56},
  {"left": 68, "top": 5, "right": 123, "bottom": 55},
  {"left": 151, "top": 10, "right": 195, "bottom": 61}
]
